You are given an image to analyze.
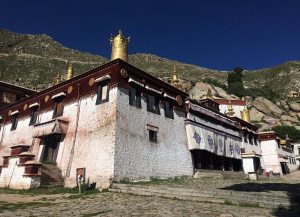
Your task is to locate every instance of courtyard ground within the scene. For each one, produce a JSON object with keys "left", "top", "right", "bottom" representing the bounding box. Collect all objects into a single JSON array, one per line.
[{"left": 0, "top": 172, "right": 299, "bottom": 217}]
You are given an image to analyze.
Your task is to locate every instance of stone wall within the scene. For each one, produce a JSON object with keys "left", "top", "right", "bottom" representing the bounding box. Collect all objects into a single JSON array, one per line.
[{"left": 114, "top": 87, "right": 193, "bottom": 181}]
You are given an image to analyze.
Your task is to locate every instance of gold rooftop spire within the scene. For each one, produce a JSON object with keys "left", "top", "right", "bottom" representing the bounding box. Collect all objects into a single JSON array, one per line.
[
  {"left": 66, "top": 63, "right": 74, "bottom": 80},
  {"left": 171, "top": 65, "right": 181, "bottom": 88},
  {"left": 206, "top": 88, "right": 213, "bottom": 99},
  {"left": 110, "top": 30, "right": 130, "bottom": 62},
  {"left": 53, "top": 71, "right": 61, "bottom": 85}
]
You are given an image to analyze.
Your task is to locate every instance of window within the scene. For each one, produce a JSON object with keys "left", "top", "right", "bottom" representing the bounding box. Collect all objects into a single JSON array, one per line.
[
  {"left": 243, "top": 134, "right": 248, "bottom": 143},
  {"left": 3, "top": 92, "right": 16, "bottom": 104},
  {"left": 129, "top": 86, "right": 141, "bottom": 108},
  {"left": 147, "top": 93, "right": 160, "bottom": 114},
  {"left": 96, "top": 82, "right": 109, "bottom": 105},
  {"left": 149, "top": 130, "right": 157, "bottom": 143},
  {"left": 53, "top": 97, "right": 64, "bottom": 118},
  {"left": 164, "top": 101, "right": 174, "bottom": 119},
  {"left": 254, "top": 137, "right": 258, "bottom": 146},
  {"left": 29, "top": 107, "right": 39, "bottom": 125},
  {"left": 248, "top": 134, "right": 253, "bottom": 145},
  {"left": 11, "top": 114, "right": 18, "bottom": 131}
]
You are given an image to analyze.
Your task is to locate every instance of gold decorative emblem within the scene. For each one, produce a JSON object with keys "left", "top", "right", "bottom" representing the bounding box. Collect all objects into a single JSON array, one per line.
[
  {"left": 8, "top": 110, "right": 11, "bottom": 116},
  {"left": 23, "top": 104, "right": 28, "bottom": 110},
  {"left": 89, "top": 78, "right": 95, "bottom": 86},
  {"left": 44, "top": 95, "right": 50, "bottom": 102},
  {"left": 67, "top": 86, "right": 73, "bottom": 94},
  {"left": 176, "top": 95, "right": 183, "bottom": 106},
  {"left": 120, "top": 68, "right": 128, "bottom": 78}
]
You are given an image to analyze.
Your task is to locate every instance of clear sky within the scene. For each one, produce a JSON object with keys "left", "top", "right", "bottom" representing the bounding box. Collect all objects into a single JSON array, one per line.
[{"left": 0, "top": 0, "right": 299, "bottom": 70}]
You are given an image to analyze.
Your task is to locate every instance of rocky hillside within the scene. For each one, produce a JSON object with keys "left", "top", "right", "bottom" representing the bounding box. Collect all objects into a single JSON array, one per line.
[{"left": 1, "top": 28, "right": 300, "bottom": 131}]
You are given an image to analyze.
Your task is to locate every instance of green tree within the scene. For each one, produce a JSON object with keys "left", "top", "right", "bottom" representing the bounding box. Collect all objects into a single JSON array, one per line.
[{"left": 272, "top": 125, "right": 300, "bottom": 142}]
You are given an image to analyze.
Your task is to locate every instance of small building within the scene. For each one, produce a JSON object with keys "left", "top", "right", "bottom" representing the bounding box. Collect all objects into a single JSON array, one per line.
[
  {"left": 214, "top": 99, "right": 247, "bottom": 119},
  {"left": 293, "top": 143, "right": 300, "bottom": 165},
  {"left": 0, "top": 81, "right": 37, "bottom": 108},
  {"left": 258, "top": 131, "right": 298, "bottom": 176}
]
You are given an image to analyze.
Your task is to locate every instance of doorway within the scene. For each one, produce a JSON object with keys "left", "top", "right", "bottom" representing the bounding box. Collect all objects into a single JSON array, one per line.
[{"left": 40, "top": 133, "right": 61, "bottom": 164}]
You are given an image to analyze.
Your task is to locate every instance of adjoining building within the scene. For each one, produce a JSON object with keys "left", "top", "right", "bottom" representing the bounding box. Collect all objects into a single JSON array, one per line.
[
  {"left": 0, "top": 81, "right": 37, "bottom": 108},
  {"left": 185, "top": 99, "right": 243, "bottom": 172},
  {"left": 293, "top": 143, "right": 300, "bottom": 165},
  {"left": 258, "top": 131, "right": 298, "bottom": 176},
  {"left": 232, "top": 117, "right": 263, "bottom": 180}
]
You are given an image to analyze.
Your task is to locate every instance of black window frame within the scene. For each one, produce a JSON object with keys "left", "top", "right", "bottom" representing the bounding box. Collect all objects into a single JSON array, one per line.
[
  {"left": 29, "top": 107, "right": 39, "bottom": 126},
  {"left": 10, "top": 114, "right": 18, "bottom": 131},
  {"left": 96, "top": 81, "right": 110, "bottom": 105},
  {"left": 149, "top": 130, "right": 158, "bottom": 143},
  {"left": 164, "top": 100, "right": 174, "bottom": 119},
  {"left": 147, "top": 93, "right": 160, "bottom": 115},
  {"left": 53, "top": 97, "right": 64, "bottom": 119},
  {"left": 129, "top": 85, "right": 142, "bottom": 108}
]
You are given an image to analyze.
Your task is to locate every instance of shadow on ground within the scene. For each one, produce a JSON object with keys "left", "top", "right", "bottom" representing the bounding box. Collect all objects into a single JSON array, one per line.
[{"left": 221, "top": 182, "right": 300, "bottom": 217}]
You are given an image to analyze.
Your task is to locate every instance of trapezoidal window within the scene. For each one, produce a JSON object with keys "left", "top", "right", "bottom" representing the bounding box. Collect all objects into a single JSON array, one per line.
[
  {"left": 96, "top": 81, "right": 109, "bottom": 105},
  {"left": 29, "top": 107, "right": 39, "bottom": 126},
  {"left": 147, "top": 93, "right": 160, "bottom": 115},
  {"left": 53, "top": 97, "right": 64, "bottom": 119},
  {"left": 11, "top": 114, "right": 18, "bottom": 131},
  {"left": 129, "top": 86, "right": 142, "bottom": 108},
  {"left": 149, "top": 130, "right": 158, "bottom": 143}
]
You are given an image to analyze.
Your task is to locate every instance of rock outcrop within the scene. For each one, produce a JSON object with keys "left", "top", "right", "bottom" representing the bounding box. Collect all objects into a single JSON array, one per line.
[{"left": 252, "top": 97, "right": 283, "bottom": 116}]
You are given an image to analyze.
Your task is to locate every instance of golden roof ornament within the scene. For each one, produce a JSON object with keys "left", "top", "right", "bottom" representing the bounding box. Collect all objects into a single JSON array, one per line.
[
  {"left": 110, "top": 30, "right": 130, "bottom": 62},
  {"left": 66, "top": 63, "right": 74, "bottom": 80},
  {"left": 171, "top": 65, "right": 181, "bottom": 88},
  {"left": 240, "top": 106, "right": 250, "bottom": 123},
  {"left": 225, "top": 100, "right": 235, "bottom": 117},
  {"left": 206, "top": 88, "right": 213, "bottom": 99},
  {"left": 53, "top": 72, "right": 61, "bottom": 85}
]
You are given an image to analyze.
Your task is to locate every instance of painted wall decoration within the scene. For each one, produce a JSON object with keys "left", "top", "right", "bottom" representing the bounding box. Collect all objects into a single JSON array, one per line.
[{"left": 186, "top": 123, "right": 241, "bottom": 159}]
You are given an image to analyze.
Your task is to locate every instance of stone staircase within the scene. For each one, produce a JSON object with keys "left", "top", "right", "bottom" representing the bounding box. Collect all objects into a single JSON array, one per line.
[
  {"left": 40, "top": 164, "right": 64, "bottom": 186},
  {"left": 109, "top": 183, "right": 292, "bottom": 209},
  {"left": 194, "top": 169, "right": 247, "bottom": 180}
]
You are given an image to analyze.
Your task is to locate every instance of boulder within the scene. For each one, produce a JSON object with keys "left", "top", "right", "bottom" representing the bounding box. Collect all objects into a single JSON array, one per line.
[
  {"left": 280, "top": 115, "right": 299, "bottom": 123},
  {"left": 281, "top": 121, "right": 293, "bottom": 126},
  {"left": 252, "top": 97, "right": 283, "bottom": 116},
  {"left": 214, "top": 86, "right": 232, "bottom": 99},
  {"left": 189, "top": 82, "right": 216, "bottom": 100},
  {"left": 258, "top": 123, "right": 271, "bottom": 132},
  {"left": 249, "top": 107, "right": 264, "bottom": 122},
  {"left": 289, "top": 102, "right": 300, "bottom": 112},
  {"left": 280, "top": 100, "right": 290, "bottom": 111}
]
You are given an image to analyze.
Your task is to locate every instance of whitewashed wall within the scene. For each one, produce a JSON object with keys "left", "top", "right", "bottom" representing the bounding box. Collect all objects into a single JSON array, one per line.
[
  {"left": 114, "top": 87, "right": 193, "bottom": 181},
  {"left": 0, "top": 88, "right": 118, "bottom": 189},
  {"left": 260, "top": 140, "right": 282, "bottom": 174}
]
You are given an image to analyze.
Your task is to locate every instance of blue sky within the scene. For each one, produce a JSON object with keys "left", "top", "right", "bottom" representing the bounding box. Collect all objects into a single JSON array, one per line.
[{"left": 0, "top": 0, "right": 299, "bottom": 70}]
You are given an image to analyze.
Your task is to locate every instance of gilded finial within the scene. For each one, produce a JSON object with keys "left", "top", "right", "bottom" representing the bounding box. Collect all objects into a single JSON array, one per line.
[
  {"left": 66, "top": 63, "right": 74, "bottom": 80},
  {"left": 206, "top": 88, "right": 213, "bottom": 99},
  {"left": 171, "top": 65, "right": 181, "bottom": 89},
  {"left": 53, "top": 72, "right": 61, "bottom": 85},
  {"left": 110, "top": 30, "right": 130, "bottom": 62},
  {"left": 225, "top": 100, "right": 235, "bottom": 117}
]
